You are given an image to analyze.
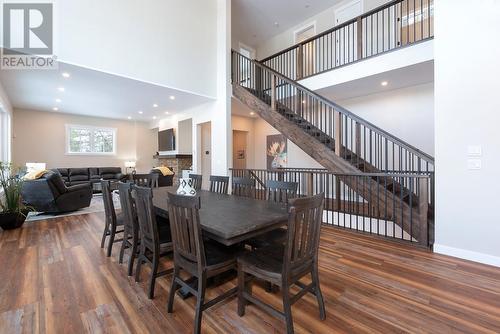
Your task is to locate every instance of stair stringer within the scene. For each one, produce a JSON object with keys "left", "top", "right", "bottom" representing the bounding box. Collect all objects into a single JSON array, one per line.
[{"left": 233, "top": 84, "right": 426, "bottom": 243}]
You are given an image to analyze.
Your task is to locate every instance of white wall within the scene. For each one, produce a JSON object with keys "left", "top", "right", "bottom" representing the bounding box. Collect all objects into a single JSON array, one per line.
[
  {"left": 434, "top": 0, "right": 500, "bottom": 267},
  {"left": 256, "top": 0, "right": 392, "bottom": 59},
  {"left": 338, "top": 83, "right": 434, "bottom": 156},
  {"left": 56, "top": 0, "right": 218, "bottom": 98},
  {"left": 12, "top": 109, "right": 156, "bottom": 173},
  {"left": 153, "top": 0, "right": 232, "bottom": 176}
]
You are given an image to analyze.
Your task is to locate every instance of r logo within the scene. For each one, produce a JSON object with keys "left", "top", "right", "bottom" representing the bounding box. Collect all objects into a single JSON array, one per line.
[{"left": 3, "top": 3, "right": 53, "bottom": 55}]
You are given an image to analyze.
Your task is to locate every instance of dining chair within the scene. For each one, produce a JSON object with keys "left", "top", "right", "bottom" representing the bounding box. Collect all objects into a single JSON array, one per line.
[
  {"left": 232, "top": 177, "right": 255, "bottom": 198},
  {"left": 209, "top": 175, "right": 229, "bottom": 194},
  {"left": 237, "top": 193, "right": 326, "bottom": 334},
  {"left": 246, "top": 180, "right": 299, "bottom": 249},
  {"left": 189, "top": 174, "right": 203, "bottom": 191},
  {"left": 100, "top": 180, "right": 124, "bottom": 257},
  {"left": 132, "top": 185, "right": 173, "bottom": 299},
  {"left": 117, "top": 181, "right": 139, "bottom": 276},
  {"left": 166, "top": 192, "right": 240, "bottom": 334},
  {"left": 131, "top": 173, "right": 159, "bottom": 188}
]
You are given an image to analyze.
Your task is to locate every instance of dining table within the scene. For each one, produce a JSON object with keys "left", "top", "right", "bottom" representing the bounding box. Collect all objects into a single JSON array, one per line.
[
  {"left": 152, "top": 186, "right": 289, "bottom": 298},
  {"left": 153, "top": 186, "right": 289, "bottom": 246}
]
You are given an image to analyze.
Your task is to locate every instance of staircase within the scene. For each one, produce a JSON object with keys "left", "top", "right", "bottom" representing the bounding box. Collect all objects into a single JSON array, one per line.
[{"left": 231, "top": 50, "right": 434, "bottom": 246}]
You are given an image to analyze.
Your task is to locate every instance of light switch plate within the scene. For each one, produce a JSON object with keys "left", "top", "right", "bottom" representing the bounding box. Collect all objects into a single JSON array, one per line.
[
  {"left": 467, "top": 145, "right": 482, "bottom": 156},
  {"left": 467, "top": 159, "right": 482, "bottom": 170}
]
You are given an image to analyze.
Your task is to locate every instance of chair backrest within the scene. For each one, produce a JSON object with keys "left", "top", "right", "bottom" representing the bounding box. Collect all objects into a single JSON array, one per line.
[
  {"left": 131, "top": 173, "right": 159, "bottom": 188},
  {"left": 101, "top": 180, "right": 117, "bottom": 228},
  {"left": 189, "top": 174, "right": 203, "bottom": 191},
  {"left": 232, "top": 177, "right": 255, "bottom": 198},
  {"left": 118, "top": 181, "right": 136, "bottom": 233},
  {"left": 266, "top": 180, "right": 298, "bottom": 204},
  {"left": 209, "top": 175, "right": 229, "bottom": 194},
  {"left": 283, "top": 193, "right": 324, "bottom": 276},
  {"left": 131, "top": 185, "right": 159, "bottom": 251},
  {"left": 167, "top": 193, "right": 206, "bottom": 269}
]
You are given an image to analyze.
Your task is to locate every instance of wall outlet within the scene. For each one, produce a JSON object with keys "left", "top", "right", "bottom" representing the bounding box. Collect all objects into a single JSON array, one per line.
[
  {"left": 467, "top": 159, "right": 482, "bottom": 170},
  {"left": 467, "top": 145, "right": 482, "bottom": 156}
]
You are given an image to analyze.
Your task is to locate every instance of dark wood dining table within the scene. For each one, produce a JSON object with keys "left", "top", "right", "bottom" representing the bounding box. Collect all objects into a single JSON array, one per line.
[{"left": 153, "top": 186, "right": 289, "bottom": 246}]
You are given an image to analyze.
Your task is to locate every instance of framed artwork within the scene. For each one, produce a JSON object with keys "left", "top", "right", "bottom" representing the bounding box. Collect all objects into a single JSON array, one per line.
[
  {"left": 266, "top": 134, "right": 287, "bottom": 169},
  {"left": 237, "top": 150, "right": 245, "bottom": 159}
]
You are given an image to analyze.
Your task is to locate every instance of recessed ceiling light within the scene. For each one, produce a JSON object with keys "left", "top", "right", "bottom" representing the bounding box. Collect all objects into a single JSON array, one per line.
[
  {"left": 381, "top": 81, "right": 388, "bottom": 86},
  {"left": 165, "top": 111, "right": 170, "bottom": 115},
  {"left": 274, "top": 22, "right": 279, "bottom": 27},
  {"left": 152, "top": 116, "right": 157, "bottom": 120},
  {"left": 55, "top": 98, "right": 62, "bottom": 103},
  {"left": 302, "top": 100, "right": 306, "bottom": 104},
  {"left": 250, "top": 112, "right": 255, "bottom": 116},
  {"left": 52, "top": 107, "right": 58, "bottom": 111},
  {"left": 62, "top": 72, "right": 70, "bottom": 78},
  {"left": 169, "top": 95, "right": 175, "bottom": 100},
  {"left": 58, "top": 87, "right": 65, "bottom": 92},
  {"left": 127, "top": 116, "right": 132, "bottom": 120},
  {"left": 138, "top": 111, "right": 143, "bottom": 114},
  {"left": 153, "top": 103, "right": 158, "bottom": 108}
]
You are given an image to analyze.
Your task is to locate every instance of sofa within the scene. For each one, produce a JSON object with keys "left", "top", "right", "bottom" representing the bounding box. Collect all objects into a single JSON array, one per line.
[
  {"left": 21, "top": 171, "right": 93, "bottom": 213},
  {"left": 150, "top": 167, "right": 175, "bottom": 187},
  {"left": 52, "top": 167, "right": 127, "bottom": 189}
]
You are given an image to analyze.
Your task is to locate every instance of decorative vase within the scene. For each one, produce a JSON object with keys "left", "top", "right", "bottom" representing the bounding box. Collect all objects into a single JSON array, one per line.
[
  {"left": 0, "top": 212, "right": 27, "bottom": 230},
  {"left": 177, "top": 178, "right": 197, "bottom": 196}
]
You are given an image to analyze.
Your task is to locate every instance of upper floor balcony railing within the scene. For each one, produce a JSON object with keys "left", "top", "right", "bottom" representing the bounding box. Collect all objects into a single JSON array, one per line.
[{"left": 260, "top": 0, "right": 434, "bottom": 81}]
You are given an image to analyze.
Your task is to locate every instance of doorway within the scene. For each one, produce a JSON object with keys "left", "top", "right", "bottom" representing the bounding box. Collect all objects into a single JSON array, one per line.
[
  {"left": 232, "top": 130, "right": 248, "bottom": 169},
  {"left": 199, "top": 122, "right": 211, "bottom": 190},
  {"left": 334, "top": 0, "right": 362, "bottom": 64},
  {"left": 294, "top": 22, "right": 316, "bottom": 77}
]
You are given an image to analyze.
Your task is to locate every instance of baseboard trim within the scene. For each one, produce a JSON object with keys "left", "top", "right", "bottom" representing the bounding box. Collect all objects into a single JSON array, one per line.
[{"left": 434, "top": 244, "right": 500, "bottom": 268}]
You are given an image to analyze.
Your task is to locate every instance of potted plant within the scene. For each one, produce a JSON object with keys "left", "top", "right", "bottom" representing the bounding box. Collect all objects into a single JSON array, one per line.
[{"left": 0, "top": 162, "right": 27, "bottom": 230}]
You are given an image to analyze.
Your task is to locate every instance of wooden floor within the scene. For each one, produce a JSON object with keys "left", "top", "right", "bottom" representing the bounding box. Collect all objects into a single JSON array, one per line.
[{"left": 1, "top": 213, "right": 500, "bottom": 334}]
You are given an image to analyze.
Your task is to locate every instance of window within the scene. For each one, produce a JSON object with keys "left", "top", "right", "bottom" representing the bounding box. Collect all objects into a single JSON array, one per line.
[{"left": 66, "top": 124, "right": 116, "bottom": 155}]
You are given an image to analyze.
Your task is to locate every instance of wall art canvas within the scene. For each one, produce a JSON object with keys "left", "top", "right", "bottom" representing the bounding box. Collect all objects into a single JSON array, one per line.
[{"left": 266, "top": 134, "right": 287, "bottom": 169}]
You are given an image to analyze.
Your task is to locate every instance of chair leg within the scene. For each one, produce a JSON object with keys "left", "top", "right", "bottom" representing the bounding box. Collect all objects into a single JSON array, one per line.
[
  {"left": 148, "top": 252, "right": 159, "bottom": 299},
  {"left": 194, "top": 273, "right": 207, "bottom": 334},
  {"left": 167, "top": 266, "right": 179, "bottom": 313},
  {"left": 282, "top": 285, "right": 294, "bottom": 334},
  {"left": 312, "top": 267, "right": 326, "bottom": 320},
  {"left": 127, "top": 235, "right": 138, "bottom": 276},
  {"left": 118, "top": 231, "right": 127, "bottom": 264},
  {"left": 135, "top": 246, "right": 145, "bottom": 283},
  {"left": 237, "top": 267, "right": 245, "bottom": 316},
  {"left": 106, "top": 225, "right": 116, "bottom": 257},
  {"left": 100, "top": 224, "right": 108, "bottom": 248}
]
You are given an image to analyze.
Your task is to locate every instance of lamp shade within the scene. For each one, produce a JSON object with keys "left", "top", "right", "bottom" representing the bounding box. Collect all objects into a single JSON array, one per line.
[
  {"left": 125, "top": 161, "right": 136, "bottom": 168},
  {"left": 26, "top": 162, "right": 46, "bottom": 173}
]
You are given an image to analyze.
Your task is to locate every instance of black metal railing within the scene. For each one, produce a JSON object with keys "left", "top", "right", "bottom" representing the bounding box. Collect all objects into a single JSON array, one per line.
[
  {"left": 230, "top": 168, "right": 434, "bottom": 247},
  {"left": 260, "top": 0, "right": 434, "bottom": 80},
  {"left": 232, "top": 50, "right": 434, "bottom": 175}
]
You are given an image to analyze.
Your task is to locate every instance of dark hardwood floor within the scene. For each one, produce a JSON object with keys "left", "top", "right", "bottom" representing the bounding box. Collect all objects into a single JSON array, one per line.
[{"left": 1, "top": 212, "right": 499, "bottom": 333}]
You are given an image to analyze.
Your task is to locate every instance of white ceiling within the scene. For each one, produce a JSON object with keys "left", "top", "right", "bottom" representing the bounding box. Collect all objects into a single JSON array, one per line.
[
  {"left": 317, "top": 61, "right": 434, "bottom": 101},
  {"left": 0, "top": 61, "right": 213, "bottom": 122},
  {"left": 232, "top": 0, "right": 342, "bottom": 49}
]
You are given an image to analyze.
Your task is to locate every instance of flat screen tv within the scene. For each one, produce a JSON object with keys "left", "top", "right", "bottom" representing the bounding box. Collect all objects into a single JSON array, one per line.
[{"left": 158, "top": 128, "right": 175, "bottom": 151}]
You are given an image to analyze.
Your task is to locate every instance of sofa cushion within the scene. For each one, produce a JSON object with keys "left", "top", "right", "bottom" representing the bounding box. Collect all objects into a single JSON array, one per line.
[
  {"left": 69, "top": 168, "right": 89, "bottom": 182},
  {"left": 99, "top": 167, "right": 121, "bottom": 180},
  {"left": 44, "top": 171, "right": 67, "bottom": 195},
  {"left": 70, "top": 180, "right": 91, "bottom": 186},
  {"left": 89, "top": 167, "right": 99, "bottom": 178},
  {"left": 53, "top": 168, "right": 69, "bottom": 183}
]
